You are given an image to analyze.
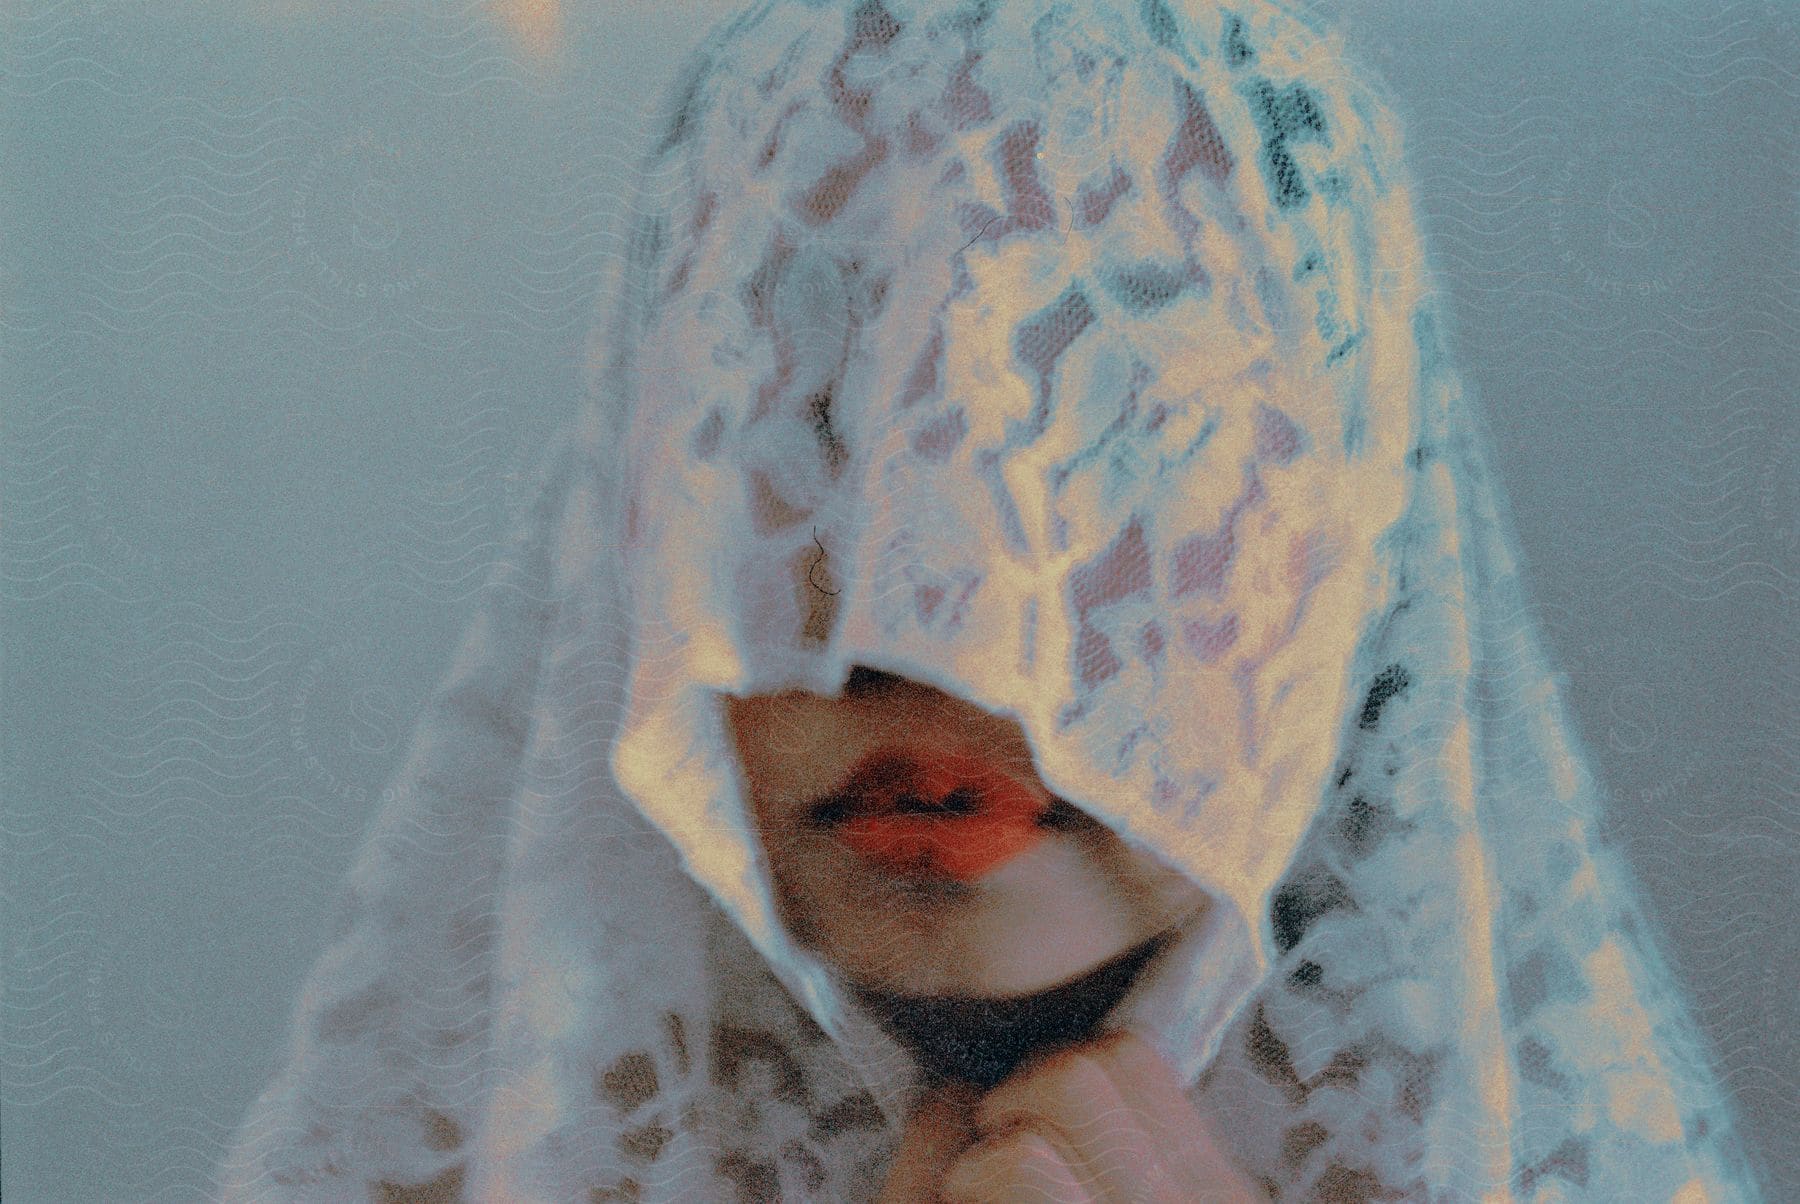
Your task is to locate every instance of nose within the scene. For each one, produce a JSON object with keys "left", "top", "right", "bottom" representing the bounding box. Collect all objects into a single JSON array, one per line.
[{"left": 835, "top": 747, "right": 1050, "bottom": 881}]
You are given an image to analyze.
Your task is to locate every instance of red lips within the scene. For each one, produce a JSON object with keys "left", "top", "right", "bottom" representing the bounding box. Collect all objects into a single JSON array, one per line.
[{"left": 829, "top": 748, "right": 1049, "bottom": 882}]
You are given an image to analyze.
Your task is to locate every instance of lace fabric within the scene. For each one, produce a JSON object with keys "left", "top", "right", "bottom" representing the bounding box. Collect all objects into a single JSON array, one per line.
[{"left": 219, "top": 1, "right": 1763, "bottom": 1199}]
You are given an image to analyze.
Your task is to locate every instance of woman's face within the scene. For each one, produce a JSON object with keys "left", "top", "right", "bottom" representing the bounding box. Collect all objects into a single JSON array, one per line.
[{"left": 723, "top": 667, "right": 1211, "bottom": 999}]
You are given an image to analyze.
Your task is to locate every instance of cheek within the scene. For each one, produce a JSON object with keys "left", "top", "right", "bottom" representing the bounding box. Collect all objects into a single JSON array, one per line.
[
  {"left": 765, "top": 843, "right": 834, "bottom": 945},
  {"left": 736, "top": 816, "right": 839, "bottom": 921},
  {"left": 1085, "top": 837, "right": 1208, "bottom": 915},
  {"left": 761, "top": 826, "right": 841, "bottom": 887},
  {"left": 730, "top": 705, "right": 860, "bottom": 816}
]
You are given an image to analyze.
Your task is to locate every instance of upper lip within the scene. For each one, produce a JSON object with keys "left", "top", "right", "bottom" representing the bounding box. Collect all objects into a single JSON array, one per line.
[{"left": 806, "top": 747, "right": 1052, "bottom": 828}]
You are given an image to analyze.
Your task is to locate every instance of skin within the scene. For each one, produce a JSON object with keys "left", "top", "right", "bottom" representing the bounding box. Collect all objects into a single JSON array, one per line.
[
  {"left": 722, "top": 666, "right": 1214, "bottom": 999},
  {"left": 724, "top": 668, "right": 1260, "bottom": 1199},
  {"left": 877, "top": 1031, "right": 1266, "bottom": 1203},
  {"left": 490, "top": 10, "right": 1279, "bottom": 1197}
]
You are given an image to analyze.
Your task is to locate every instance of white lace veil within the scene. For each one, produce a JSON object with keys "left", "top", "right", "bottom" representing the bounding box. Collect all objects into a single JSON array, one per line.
[{"left": 219, "top": 0, "right": 1763, "bottom": 1198}]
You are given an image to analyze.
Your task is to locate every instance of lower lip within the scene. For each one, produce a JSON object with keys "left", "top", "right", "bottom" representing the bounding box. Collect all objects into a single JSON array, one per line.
[{"left": 838, "top": 763, "right": 1050, "bottom": 883}]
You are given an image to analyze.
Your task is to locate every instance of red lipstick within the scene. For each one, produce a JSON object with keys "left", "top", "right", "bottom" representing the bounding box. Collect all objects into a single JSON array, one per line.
[{"left": 823, "top": 748, "right": 1049, "bottom": 882}]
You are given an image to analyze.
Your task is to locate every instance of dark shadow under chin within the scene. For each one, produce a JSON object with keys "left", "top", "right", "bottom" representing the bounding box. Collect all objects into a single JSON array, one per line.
[{"left": 846, "top": 929, "right": 1173, "bottom": 1091}]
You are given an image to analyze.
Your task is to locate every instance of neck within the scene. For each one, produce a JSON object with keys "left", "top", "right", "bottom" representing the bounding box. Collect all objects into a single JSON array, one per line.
[{"left": 848, "top": 931, "right": 1171, "bottom": 1090}]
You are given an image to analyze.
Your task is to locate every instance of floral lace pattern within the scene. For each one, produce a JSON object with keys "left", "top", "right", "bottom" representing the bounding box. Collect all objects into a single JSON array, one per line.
[{"left": 220, "top": 1, "right": 1762, "bottom": 1199}]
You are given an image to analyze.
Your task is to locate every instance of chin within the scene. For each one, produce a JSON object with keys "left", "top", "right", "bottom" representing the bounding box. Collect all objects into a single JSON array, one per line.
[{"left": 774, "top": 827, "right": 1210, "bottom": 1000}]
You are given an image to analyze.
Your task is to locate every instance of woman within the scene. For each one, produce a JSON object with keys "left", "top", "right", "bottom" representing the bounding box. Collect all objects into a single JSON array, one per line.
[{"left": 219, "top": 0, "right": 1762, "bottom": 1198}]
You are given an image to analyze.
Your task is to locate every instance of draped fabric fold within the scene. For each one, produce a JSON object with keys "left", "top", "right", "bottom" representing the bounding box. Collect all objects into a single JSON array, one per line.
[{"left": 220, "top": 1, "right": 1762, "bottom": 1198}]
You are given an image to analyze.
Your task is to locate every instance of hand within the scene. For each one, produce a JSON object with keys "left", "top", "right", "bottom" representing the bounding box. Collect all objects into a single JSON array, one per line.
[
  {"left": 876, "top": 1079, "right": 981, "bottom": 1204},
  {"left": 882, "top": 1029, "right": 1265, "bottom": 1203}
]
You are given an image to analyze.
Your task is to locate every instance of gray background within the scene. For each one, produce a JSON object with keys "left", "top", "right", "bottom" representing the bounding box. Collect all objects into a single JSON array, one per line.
[{"left": 2, "top": 1, "right": 1792, "bottom": 1198}]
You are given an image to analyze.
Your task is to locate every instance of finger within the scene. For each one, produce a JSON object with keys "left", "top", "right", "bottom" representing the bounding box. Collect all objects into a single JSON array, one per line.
[
  {"left": 1084, "top": 1029, "right": 1263, "bottom": 1200},
  {"left": 972, "top": 1044, "right": 1172, "bottom": 1202},
  {"left": 876, "top": 1080, "right": 981, "bottom": 1204},
  {"left": 940, "top": 1127, "right": 1095, "bottom": 1204},
  {"left": 1082, "top": 1030, "right": 1201, "bottom": 1140}
]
